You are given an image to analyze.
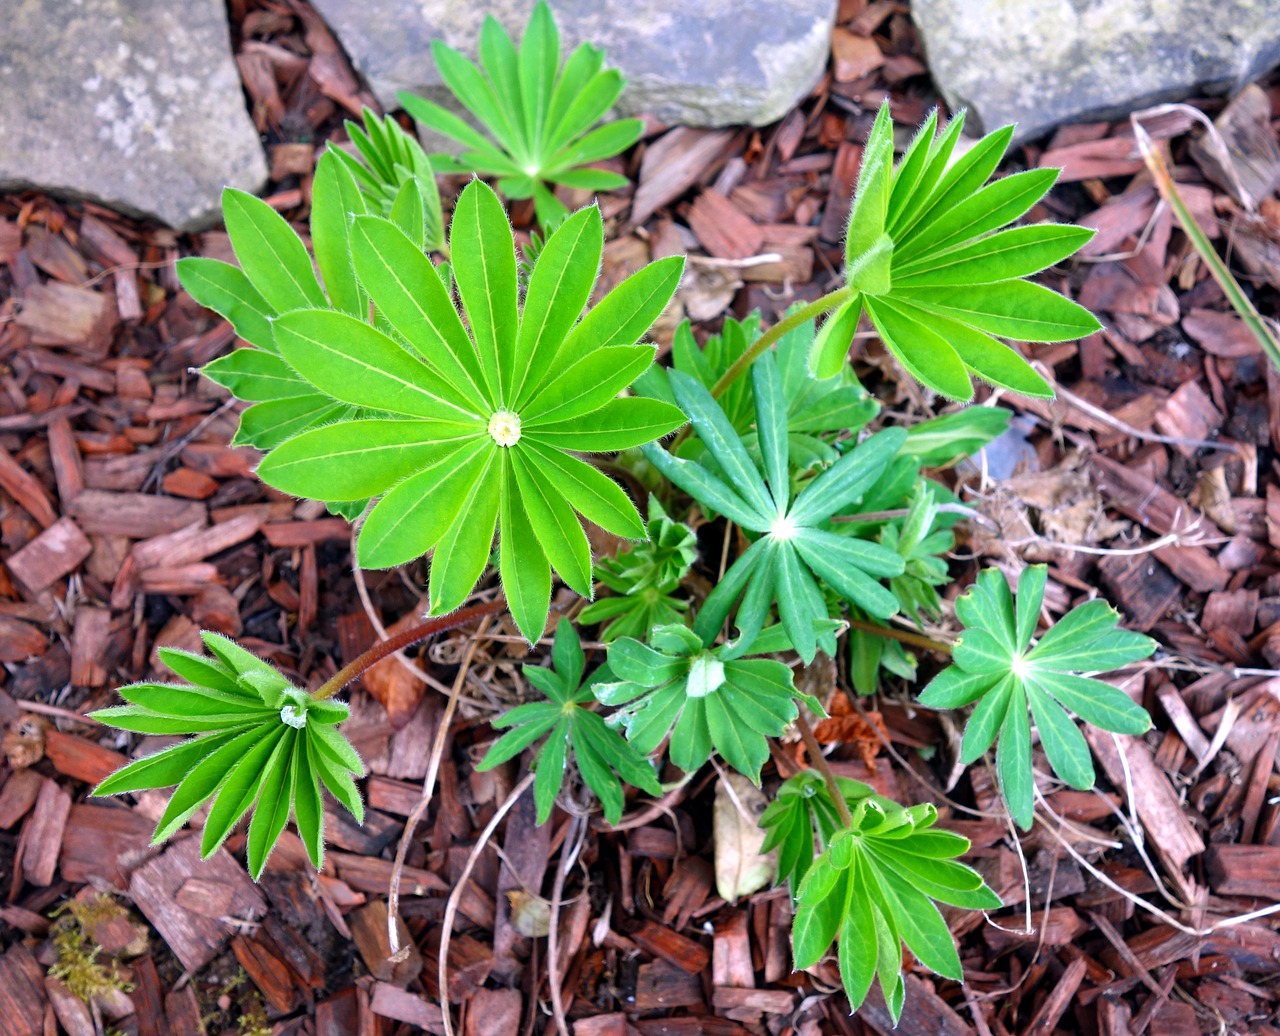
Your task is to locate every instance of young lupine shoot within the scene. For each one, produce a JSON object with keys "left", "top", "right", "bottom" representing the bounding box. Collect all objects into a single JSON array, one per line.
[
  {"left": 325, "top": 108, "right": 446, "bottom": 253},
  {"left": 595, "top": 622, "right": 831, "bottom": 783},
  {"left": 399, "top": 1, "right": 643, "bottom": 226},
  {"left": 919, "top": 565, "right": 1156, "bottom": 828},
  {"left": 578, "top": 497, "right": 698, "bottom": 642},
  {"left": 812, "top": 103, "right": 1100, "bottom": 401},
  {"left": 477, "top": 622, "right": 662, "bottom": 824},
  {"left": 90, "top": 632, "right": 364, "bottom": 880},
  {"left": 761, "top": 773, "right": 999, "bottom": 1023}
]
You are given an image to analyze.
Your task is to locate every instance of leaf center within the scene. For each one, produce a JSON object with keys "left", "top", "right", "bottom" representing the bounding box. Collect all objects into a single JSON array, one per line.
[
  {"left": 686, "top": 652, "right": 726, "bottom": 697},
  {"left": 488, "top": 409, "right": 522, "bottom": 447},
  {"left": 770, "top": 514, "right": 799, "bottom": 541}
]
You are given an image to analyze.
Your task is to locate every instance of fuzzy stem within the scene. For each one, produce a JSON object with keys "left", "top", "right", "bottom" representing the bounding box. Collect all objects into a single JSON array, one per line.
[
  {"left": 669, "top": 286, "right": 854, "bottom": 451},
  {"left": 311, "top": 599, "right": 506, "bottom": 701},
  {"left": 846, "top": 617, "right": 953, "bottom": 656},
  {"left": 795, "top": 711, "right": 854, "bottom": 828},
  {"left": 710, "top": 286, "right": 854, "bottom": 398}
]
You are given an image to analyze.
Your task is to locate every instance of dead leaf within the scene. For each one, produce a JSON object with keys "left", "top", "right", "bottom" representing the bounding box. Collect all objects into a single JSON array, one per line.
[
  {"left": 713, "top": 773, "right": 776, "bottom": 902},
  {"left": 505, "top": 889, "right": 552, "bottom": 938},
  {"left": 812, "top": 693, "right": 887, "bottom": 773}
]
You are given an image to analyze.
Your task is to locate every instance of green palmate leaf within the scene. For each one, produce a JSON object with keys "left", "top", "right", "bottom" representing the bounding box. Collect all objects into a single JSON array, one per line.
[
  {"left": 813, "top": 102, "right": 1099, "bottom": 401},
  {"left": 645, "top": 354, "right": 904, "bottom": 662},
  {"left": 477, "top": 623, "right": 661, "bottom": 824},
  {"left": 252, "top": 183, "right": 683, "bottom": 643},
  {"left": 596, "top": 622, "right": 827, "bottom": 783},
  {"left": 775, "top": 781, "right": 998, "bottom": 1023},
  {"left": 90, "top": 633, "right": 365, "bottom": 879},
  {"left": 919, "top": 565, "right": 1156, "bottom": 828},
  {"left": 400, "top": 1, "right": 642, "bottom": 228}
]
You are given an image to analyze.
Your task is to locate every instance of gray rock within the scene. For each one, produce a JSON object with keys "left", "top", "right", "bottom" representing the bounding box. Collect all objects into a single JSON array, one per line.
[
  {"left": 0, "top": 0, "right": 267, "bottom": 231},
  {"left": 912, "top": 0, "right": 1280, "bottom": 142},
  {"left": 310, "top": 0, "right": 836, "bottom": 129}
]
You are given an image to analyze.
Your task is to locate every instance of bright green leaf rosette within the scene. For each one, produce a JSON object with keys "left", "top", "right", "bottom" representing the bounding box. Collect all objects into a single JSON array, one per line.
[
  {"left": 813, "top": 103, "right": 1101, "bottom": 400},
  {"left": 90, "top": 632, "right": 364, "bottom": 880},
  {"left": 643, "top": 352, "right": 906, "bottom": 664},
  {"left": 919, "top": 565, "right": 1156, "bottom": 828},
  {"left": 595, "top": 622, "right": 829, "bottom": 783},
  {"left": 399, "top": 0, "right": 642, "bottom": 226},
  {"left": 254, "top": 180, "right": 685, "bottom": 644},
  {"left": 477, "top": 622, "right": 662, "bottom": 824}
]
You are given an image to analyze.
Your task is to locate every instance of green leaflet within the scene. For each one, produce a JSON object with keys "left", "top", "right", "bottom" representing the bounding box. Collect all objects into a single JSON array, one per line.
[
  {"left": 180, "top": 160, "right": 355, "bottom": 457},
  {"left": 766, "top": 775, "right": 998, "bottom": 1023},
  {"left": 477, "top": 623, "right": 661, "bottom": 824},
  {"left": 399, "top": 1, "right": 641, "bottom": 226},
  {"left": 919, "top": 565, "right": 1156, "bottom": 828},
  {"left": 644, "top": 354, "right": 905, "bottom": 663},
  {"left": 90, "top": 632, "right": 364, "bottom": 879},
  {"left": 813, "top": 102, "right": 1099, "bottom": 401}
]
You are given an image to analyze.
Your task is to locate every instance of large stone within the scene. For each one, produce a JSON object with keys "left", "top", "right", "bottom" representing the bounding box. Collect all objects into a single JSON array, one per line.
[
  {"left": 310, "top": 0, "right": 836, "bottom": 129},
  {"left": 912, "top": 0, "right": 1280, "bottom": 142},
  {"left": 0, "top": 0, "right": 267, "bottom": 230}
]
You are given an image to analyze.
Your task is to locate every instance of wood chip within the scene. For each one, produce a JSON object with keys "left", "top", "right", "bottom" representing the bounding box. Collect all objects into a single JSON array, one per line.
[
  {"left": 1205, "top": 844, "right": 1280, "bottom": 898},
  {"left": 631, "top": 920, "right": 711, "bottom": 975},
  {"left": 0, "top": 616, "right": 46, "bottom": 662},
  {"left": 15, "top": 280, "right": 116, "bottom": 355},
  {"left": 831, "top": 27, "right": 884, "bottom": 81},
  {"left": 369, "top": 983, "right": 444, "bottom": 1032},
  {"left": 1153, "top": 381, "right": 1222, "bottom": 457},
  {"left": 0, "top": 943, "right": 47, "bottom": 1036},
  {"left": 0, "top": 444, "right": 57, "bottom": 527},
  {"left": 634, "top": 958, "right": 705, "bottom": 1010},
  {"left": 21, "top": 775, "right": 71, "bottom": 885},
  {"left": 128, "top": 836, "right": 267, "bottom": 972},
  {"left": 70, "top": 490, "right": 206, "bottom": 537},
  {"left": 1183, "top": 308, "right": 1263, "bottom": 358},
  {"left": 1084, "top": 728, "right": 1205, "bottom": 901},
  {"left": 687, "top": 189, "right": 763, "bottom": 260},
  {"left": 0, "top": 768, "right": 44, "bottom": 829},
  {"left": 633, "top": 128, "right": 736, "bottom": 224},
  {"left": 59, "top": 803, "right": 155, "bottom": 888},
  {"left": 262, "top": 517, "right": 350, "bottom": 547}
]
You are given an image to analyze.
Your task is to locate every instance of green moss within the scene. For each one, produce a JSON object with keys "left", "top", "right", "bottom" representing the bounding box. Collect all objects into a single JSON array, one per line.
[{"left": 47, "top": 894, "right": 134, "bottom": 1003}]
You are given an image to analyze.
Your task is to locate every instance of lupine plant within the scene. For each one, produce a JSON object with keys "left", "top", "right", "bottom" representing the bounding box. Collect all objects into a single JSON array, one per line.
[{"left": 90, "top": 6, "right": 1158, "bottom": 1024}]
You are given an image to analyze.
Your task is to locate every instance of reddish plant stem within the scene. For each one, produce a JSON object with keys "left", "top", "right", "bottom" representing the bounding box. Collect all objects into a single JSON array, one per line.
[
  {"left": 846, "top": 617, "right": 953, "bottom": 656},
  {"left": 311, "top": 598, "right": 506, "bottom": 701},
  {"left": 795, "top": 711, "right": 855, "bottom": 828}
]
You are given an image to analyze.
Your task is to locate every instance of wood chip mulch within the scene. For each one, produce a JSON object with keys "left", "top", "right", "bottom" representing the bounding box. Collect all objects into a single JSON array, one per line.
[{"left": 1, "top": 1, "right": 1279, "bottom": 1033}]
